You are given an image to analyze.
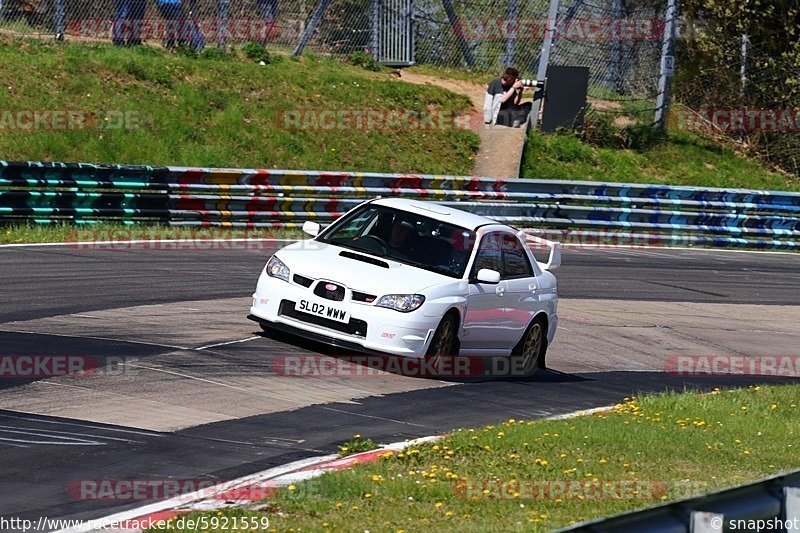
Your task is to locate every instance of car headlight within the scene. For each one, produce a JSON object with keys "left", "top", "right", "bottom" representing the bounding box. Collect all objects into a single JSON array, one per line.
[
  {"left": 265, "top": 255, "right": 290, "bottom": 282},
  {"left": 375, "top": 294, "right": 425, "bottom": 312}
]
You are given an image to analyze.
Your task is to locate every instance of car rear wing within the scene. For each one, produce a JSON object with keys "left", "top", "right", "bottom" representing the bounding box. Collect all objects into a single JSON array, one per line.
[{"left": 519, "top": 231, "right": 561, "bottom": 271}]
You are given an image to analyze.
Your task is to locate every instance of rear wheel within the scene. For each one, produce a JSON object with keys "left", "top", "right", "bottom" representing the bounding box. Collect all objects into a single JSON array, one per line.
[
  {"left": 425, "top": 314, "right": 457, "bottom": 372},
  {"left": 514, "top": 317, "right": 547, "bottom": 378}
]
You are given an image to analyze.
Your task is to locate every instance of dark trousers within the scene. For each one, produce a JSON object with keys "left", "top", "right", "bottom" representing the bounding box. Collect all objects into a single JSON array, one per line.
[
  {"left": 496, "top": 102, "right": 533, "bottom": 127},
  {"left": 156, "top": 2, "right": 205, "bottom": 50},
  {"left": 112, "top": 0, "right": 146, "bottom": 46}
]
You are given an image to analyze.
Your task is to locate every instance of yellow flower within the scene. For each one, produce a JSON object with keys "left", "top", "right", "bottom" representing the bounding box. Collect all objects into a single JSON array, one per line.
[
  {"left": 288, "top": 484, "right": 296, "bottom": 491},
  {"left": 364, "top": 492, "right": 373, "bottom": 498},
  {"left": 435, "top": 502, "right": 444, "bottom": 508}
]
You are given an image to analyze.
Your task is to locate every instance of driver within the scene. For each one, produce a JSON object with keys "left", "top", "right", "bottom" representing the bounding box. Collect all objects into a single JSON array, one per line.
[{"left": 389, "top": 220, "right": 415, "bottom": 256}]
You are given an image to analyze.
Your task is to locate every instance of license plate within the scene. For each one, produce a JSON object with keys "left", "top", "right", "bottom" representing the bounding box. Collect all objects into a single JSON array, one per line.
[{"left": 295, "top": 299, "right": 350, "bottom": 323}]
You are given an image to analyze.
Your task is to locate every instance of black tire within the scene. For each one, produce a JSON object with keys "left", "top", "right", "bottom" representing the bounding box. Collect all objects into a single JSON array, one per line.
[
  {"left": 513, "top": 317, "right": 548, "bottom": 378},
  {"left": 425, "top": 313, "right": 458, "bottom": 372}
]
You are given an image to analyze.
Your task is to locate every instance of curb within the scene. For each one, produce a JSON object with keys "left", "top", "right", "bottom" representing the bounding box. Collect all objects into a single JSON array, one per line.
[{"left": 55, "top": 409, "right": 612, "bottom": 532}]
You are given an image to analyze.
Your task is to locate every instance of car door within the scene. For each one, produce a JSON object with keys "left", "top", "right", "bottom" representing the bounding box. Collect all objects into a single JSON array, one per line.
[
  {"left": 500, "top": 232, "right": 544, "bottom": 346},
  {"left": 461, "top": 232, "right": 516, "bottom": 354}
]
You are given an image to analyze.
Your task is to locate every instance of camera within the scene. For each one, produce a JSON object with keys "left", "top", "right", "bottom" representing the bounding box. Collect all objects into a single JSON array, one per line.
[{"left": 518, "top": 78, "right": 545, "bottom": 88}]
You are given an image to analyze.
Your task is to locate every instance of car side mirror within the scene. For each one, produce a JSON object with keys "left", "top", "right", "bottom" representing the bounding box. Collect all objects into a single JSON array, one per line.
[
  {"left": 476, "top": 268, "right": 501, "bottom": 284},
  {"left": 545, "top": 242, "right": 561, "bottom": 271},
  {"left": 302, "top": 221, "right": 320, "bottom": 237}
]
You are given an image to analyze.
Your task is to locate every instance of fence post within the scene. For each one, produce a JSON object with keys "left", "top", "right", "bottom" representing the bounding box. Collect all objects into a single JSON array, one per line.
[
  {"left": 738, "top": 34, "right": 748, "bottom": 140},
  {"left": 529, "top": 0, "right": 560, "bottom": 130},
  {"left": 441, "top": 0, "right": 474, "bottom": 68},
  {"left": 654, "top": 0, "right": 677, "bottom": 130},
  {"left": 609, "top": 0, "right": 624, "bottom": 94},
  {"left": 370, "top": 0, "right": 381, "bottom": 61},
  {"left": 217, "top": 0, "right": 230, "bottom": 50},
  {"left": 292, "top": 0, "right": 333, "bottom": 57},
  {"left": 503, "top": 0, "right": 519, "bottom": 67},
  {"left": 54, "top": 0, "right": 66, "bottom": 39}
]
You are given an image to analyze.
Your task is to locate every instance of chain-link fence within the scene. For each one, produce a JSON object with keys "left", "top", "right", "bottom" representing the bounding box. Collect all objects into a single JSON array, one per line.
[{"left": 673, "top": 27, "right": 800, "bottom": 177}]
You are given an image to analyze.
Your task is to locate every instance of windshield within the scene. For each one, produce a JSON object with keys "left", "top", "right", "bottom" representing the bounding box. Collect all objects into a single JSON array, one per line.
[{"left": 318, "top": 205, "right": 476, "bottom": 278}]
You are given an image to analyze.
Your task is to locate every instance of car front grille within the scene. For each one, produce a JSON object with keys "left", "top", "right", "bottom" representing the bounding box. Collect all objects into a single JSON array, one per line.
[
  {"left": 313, "top": 281, "right": 346, "bottom": 301},
  {"left": 352, "top": 290, "right": 376, "bottom": 303},
  {"left": 279, "top": 300, "right": 367, "bottom": 338},
  {"left": 293, "top": 274, "right": 314, "bottom": 287}
]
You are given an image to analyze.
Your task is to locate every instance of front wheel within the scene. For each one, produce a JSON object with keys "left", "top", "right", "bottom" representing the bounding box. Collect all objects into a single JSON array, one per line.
[
  {"left": 514, "top": 318, "right": 547, "bottom": 378},
  {"left": 424, "top": 314, "right": 457, "bottom": 372}
]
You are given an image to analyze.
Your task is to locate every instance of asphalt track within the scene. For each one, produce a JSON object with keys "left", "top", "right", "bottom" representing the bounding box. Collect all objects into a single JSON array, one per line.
[{"left": 0, "top": 244, "right": 799, "bottom": 528}]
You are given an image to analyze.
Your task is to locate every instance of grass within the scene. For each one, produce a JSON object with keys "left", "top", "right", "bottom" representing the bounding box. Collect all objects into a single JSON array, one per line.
[
  {"left": 0, "top": 38, "right": 479, "bottom": 174},
  {"left": 0, "top": 223, "right": 301, "bottom": 244},
  {"left": 339, "top": 434, "right": 380, "bottom": 457},
  {"left": 151, "top": 384, "right": 800, "bottom": 532},
  {"left": 521, "top": 129, "right": 800, "bottom": 191}
]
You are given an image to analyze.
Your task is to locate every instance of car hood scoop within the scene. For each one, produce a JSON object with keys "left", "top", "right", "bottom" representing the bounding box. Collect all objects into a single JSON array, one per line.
[
  {"left": 276, "top": 240, "right": 449, "bottom": 294},
  {"left": 338, "top": 250, "right": 390, "bottom": 269}
]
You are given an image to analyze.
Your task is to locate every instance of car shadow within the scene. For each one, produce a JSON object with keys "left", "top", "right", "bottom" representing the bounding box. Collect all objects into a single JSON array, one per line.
[{"left": 255, "top": 327, "right": 589, "bottom": 384}]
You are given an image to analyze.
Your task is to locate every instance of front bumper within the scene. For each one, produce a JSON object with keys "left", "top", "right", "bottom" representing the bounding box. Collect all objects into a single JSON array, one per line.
[{"left": 249, "top": 274, "right": 439, "bottom": 358}]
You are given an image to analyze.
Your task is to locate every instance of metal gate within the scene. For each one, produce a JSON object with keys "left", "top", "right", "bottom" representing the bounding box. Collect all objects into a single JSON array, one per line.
[{"left": 372, "top": 0, "right": 415, "bottom": 67}]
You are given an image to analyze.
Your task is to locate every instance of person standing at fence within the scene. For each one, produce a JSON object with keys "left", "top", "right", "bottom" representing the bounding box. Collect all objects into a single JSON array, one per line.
[
  {"left": 155, "top": 0, "right": 205, "bottom": 51},
  {"left": 112, "top": 0, "right": 146, "bottom": 46},
  {"left": 483, "top": 67, "right": 531, "bottom": 128}
]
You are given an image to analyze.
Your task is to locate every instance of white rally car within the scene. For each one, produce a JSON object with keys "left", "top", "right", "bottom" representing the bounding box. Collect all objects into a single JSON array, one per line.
[{"left": 248, "top": 198, "right": 560, "bottom": 377}]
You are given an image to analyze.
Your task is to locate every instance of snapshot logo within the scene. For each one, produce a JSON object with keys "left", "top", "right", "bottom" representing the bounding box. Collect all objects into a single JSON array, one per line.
[
  {"left": 665, "top": 355, "right": 800, "bottom": 377},
  {"left": 455, "top": 479, "right": 667, "bottom": 501},
  {"left": 455, "top": 18, "right": 664, "bottom": 42},
  {"left": 279, "top": 109, "right": 483, "bottom": 132},
  {"left": 66, "top": 18, "right": 280, "bottom": 42},
  {"left": 0, "top": 356, "right": 136, "bottom": 378},
  {"left": 271, "top": 354, "right": 534, "bottom": 378},
  {"left": 672, "top": 108, "right": 800, "bottom": 133},
  {"left": 67, "top": 479, "right": 282, "bottom": 501},
  {"left": 0, "top": 110, "right": 148, "bottom": 131}
]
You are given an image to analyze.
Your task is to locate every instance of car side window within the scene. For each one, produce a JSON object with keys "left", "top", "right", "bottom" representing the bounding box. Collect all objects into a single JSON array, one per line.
[
  {"left": 501, "top": 234, "right": 533, "bottom": 278},
  {"left": 471, "top": 233, "right": 503, "bottom": 279}
]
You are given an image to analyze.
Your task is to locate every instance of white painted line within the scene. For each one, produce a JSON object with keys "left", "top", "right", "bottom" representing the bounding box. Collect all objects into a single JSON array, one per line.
[
  {"left": 51, "top": 453, "right": 341, "bottom": 533},
  {"left": 52, "top": 406, "right": 616, "bottom": 532},
  {"left": 0, "top": 329, "right": 190, "bottom": 351},
  {"left": 195, "top": 337, "right": 260, "bottom": 351},
  {"left": 0, "top": 413, "right": 164, "bottom": 437},
  {"left": 125, "top": 363, "right": 294, "bottom": 401},
  {"left": 0, "top": 238, "right": 296, "bottom": 249}
]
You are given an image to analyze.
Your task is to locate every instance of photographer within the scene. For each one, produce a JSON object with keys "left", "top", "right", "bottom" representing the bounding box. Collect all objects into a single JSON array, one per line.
[{"left": 483, "top": 67, "right": 533, "bottom": 128}]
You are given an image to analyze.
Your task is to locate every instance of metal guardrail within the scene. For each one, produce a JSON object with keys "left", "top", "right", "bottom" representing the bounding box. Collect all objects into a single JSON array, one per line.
[
  {"left": 1, "top": 161, "right": 799, "bottom": 249},
  {"left": 558, "top": 469, "right": 800, "bottom": 533}
]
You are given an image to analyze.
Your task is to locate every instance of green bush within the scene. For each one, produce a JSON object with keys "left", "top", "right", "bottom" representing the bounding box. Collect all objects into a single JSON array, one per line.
[
  {"left": 200, "top": 48, "right": 230, "bottom": 61},
  {"left": 347, "top": 50, "right": 381, "bottom": 72},
  {"left": 241, "top": 41, "right": 270, "bottom": 63}
]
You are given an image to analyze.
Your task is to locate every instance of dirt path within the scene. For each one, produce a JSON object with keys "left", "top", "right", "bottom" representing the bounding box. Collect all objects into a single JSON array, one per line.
[{"left": 396, "top": 71, "right": 529, "bottom": 179}]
